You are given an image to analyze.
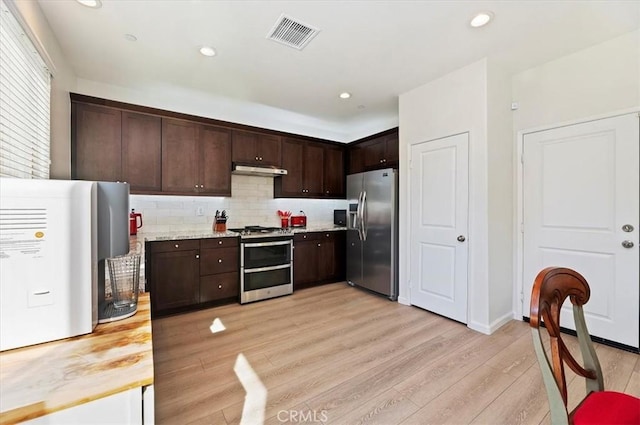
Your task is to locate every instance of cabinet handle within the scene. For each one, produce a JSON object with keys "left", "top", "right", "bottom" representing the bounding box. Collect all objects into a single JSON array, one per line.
[
  {"left": 196, "top": 254, "right": 200, "bottom": 259},
  {"left": 303, "top": 235, "right": 307, "bottom": 239},
  {"left": 259, "top": 157, "right": 263, "bottom": 161},
  {"left": 200, "top": 184, "right": 204, "bottom": 188},
  {"left": 218, "top": 259, "right": 222, "bottom": 263},
  {"left": 175, "top": 244, "right": 179, "bottom": 248},
  {"left": 218, "top": 240, "right": 223, "bottom": 245},
  {"left": 218, "top": 284, "right": 222, "bottom": 289},
  {"left": 317, "top": 243, "right": 321, "bottom": 247},
  {"left": 195, "top": 184, "right": 198, "bottom": 188},
  {"left": 326, "top": 233, "right": 330, "bottom": 238},
  {"left": 255, "top": 156, "right": 259, "bottom": 161}
]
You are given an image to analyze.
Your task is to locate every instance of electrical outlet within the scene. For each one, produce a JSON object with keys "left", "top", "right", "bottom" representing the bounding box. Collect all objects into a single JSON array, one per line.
[{"left": 196, "top": 206, "right": 204, "bottom": 216}]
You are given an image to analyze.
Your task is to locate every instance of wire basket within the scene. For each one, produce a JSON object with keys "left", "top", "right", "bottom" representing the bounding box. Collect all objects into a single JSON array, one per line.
[{"left": 106, "top": 254, "right": 141, "bottom": 309}]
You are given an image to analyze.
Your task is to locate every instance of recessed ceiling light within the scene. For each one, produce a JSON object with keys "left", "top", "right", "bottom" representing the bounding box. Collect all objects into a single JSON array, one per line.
[
  {"left": 470, "top": 11, "right": 493, "bottom": 28},
  {"left": 339, "top": 92, "right": 351, "bottom": 99},
  {"left": 199, "top": 46, "right": 216, "bottom": 57},
  {"left": 76, "top": 0, "right": 102, "bottom": 8},
  {"left": 124, "top": 34, "right": 137, "bottom": 42}
]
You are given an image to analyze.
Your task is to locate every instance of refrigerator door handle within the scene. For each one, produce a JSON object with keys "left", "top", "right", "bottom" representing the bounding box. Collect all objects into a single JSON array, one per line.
[
  {"left": 356, "top": 191, "right": 364, "bottom": 241},
  {"left": 361, "top": 190, "right": 367, "bottom": 241}
]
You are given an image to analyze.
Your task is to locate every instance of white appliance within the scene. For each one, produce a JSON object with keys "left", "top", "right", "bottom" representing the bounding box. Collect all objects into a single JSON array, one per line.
[{"left": 0, "top": 178, "right": 129, "bottom": 351}]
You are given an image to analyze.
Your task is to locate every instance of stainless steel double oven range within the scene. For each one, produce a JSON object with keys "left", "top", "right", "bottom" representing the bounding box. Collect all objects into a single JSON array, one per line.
[{"left": 229, "top": 226, "right": 293, "bottom": 304}]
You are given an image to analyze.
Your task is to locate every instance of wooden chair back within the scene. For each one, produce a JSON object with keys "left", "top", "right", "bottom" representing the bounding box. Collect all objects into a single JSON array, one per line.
[{"left": 529, "top": 267, "right": 604, "bottom": 424}]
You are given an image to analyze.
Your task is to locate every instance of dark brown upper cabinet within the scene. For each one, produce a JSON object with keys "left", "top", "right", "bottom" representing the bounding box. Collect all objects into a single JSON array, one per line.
[
  {"left": 363, "top": 133, "right": 399, "bottom": 169},
  {"left": 72, "top": 103, "right": 122, "bottom": 182},
  {"left": 231, "top": 130, "right": 282, "bottom": 167},
  {"left": 323, "top": 144, "right": 345, "bottom": 198},
  {"left": 72, "top": 102, "right": 162, "bottom": 193},
  {"left": 162, "top": 118, "right": 231, "bottom": 196},
  {"left": 276, "top": 138, "right": 324, "bottom": 198},
  {"left": 122, "top": 111, "right": 162, "bottom": 192},
  {"left": 348, "top": 129, "right": 399, "bottom": 174}
]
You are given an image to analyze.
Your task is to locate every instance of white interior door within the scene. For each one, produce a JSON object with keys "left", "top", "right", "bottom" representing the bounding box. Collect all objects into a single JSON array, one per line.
[
  {"left": 410, "top": 133, "right": 469, "bottom": 323},
  {"left": 522, "top": 113, "right": 639, "bottom": 349}
]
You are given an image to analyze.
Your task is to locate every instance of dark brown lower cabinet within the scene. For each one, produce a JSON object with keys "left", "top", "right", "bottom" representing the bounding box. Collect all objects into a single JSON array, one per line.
[
  {"left": 200, "top": 272, "right": 238, "bottom": 303},
  {"left": 147, "top": 237, "right": 239, "bottom": 317},
  {"left": 293, "top": 231, "right": 346, "bottom": 289},
  {"left": 148, "top": 241, "right": 200, "bottom": 315}
]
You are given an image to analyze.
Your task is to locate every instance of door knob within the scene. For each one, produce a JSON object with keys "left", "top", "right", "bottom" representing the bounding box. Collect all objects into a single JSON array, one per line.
[
  {"left": 457, "top": 235, "right": 466, "bottom": 242},
  {"left": 622, "top": 240, "right": 634, "bottom": 249},
  {"left": 622, "top": 224, "right": 634, "bottom": 232}
]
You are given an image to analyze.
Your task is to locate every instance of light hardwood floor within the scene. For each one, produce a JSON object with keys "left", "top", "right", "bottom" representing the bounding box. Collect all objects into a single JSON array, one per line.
[{"left": 152, "top": 283, "right": 639, "bottom": 425}]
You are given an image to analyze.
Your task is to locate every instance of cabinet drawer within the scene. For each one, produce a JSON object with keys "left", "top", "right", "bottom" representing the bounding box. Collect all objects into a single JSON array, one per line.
[
  {"left": 200, "top": 247, "right": 239, "bottom": 275},
  {"left": 294, "top": 232, "right": 319, "bottom": 242},
  {"left": 201, "top": 237, "right": 239, "bottom": 249},
  {"left": 200, "top": 272, "right": 239, "bottom": 302},
  {"left": 149, "top": 239, "right": 200, "bottom": 253}
]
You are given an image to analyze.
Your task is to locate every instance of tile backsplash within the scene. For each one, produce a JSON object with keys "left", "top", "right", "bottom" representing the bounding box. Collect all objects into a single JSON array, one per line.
[{"left": 130, "top": 175, "right": 348, "bottom": 234}]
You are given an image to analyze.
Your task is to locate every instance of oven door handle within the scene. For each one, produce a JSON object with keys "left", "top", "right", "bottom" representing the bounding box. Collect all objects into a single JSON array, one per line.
[
  {"left": 244, "top": 263, "right": 291, "bottom": 274},
  {"left": 243, "top": 240, "right": 292, "bottom": 248}
]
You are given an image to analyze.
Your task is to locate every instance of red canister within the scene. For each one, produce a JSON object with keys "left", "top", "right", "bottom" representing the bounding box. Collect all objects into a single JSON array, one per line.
[{"left": 129, "top": 209, "right": 143, "bottom": 235}]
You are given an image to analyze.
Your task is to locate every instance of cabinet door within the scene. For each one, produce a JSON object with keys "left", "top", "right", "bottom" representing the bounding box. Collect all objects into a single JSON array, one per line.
[
  {"left": 73, "top": 103, "right": 121, "bottom": 182},
  {"left": 384, "top": 133, "right": 399, "bottom": 165},
  {"left": 323, "top": 145, "right": 345, "bottom": 197},
  {"left": 258, "top": 134, "right": 282, "bottom": 167},
  {"left": 200, "top": 246, "right": 239, "bottom": 275},
  {"left": 279, "top": 138, "right": 304, "bottom": 195},
  {"left": 231, "top": 130, "right": 258, "bottom": 164},
  {"left": 200, "top": 125, "right": 231, "bottom": 195},
  {"left": 162, "top": 119, "right": 199, "bottom": 193},
  {"left": 304, "top": 143, "right": 324, "bottom": 196},
  {"left": 349, "top": 145, "right": 365, "bottom": 174},
  {"left": 200, "top": 272, "right": 239, "bottom": 303},
  {"left": 332, "top": 231, "right": 346, "bottom": 281},
  {"left": 150, "top": 249, "right": 200, "bottom": 313},
  {"left": 293, "top": 236, "right": 318, "bottom": 287},
  {"left": 317, "top": 233, "right": 337, "bottom": 281},
  {"left": 363, "top": 138, "right": 386, "bottom": 169},
  {"left": 122, "top": 112, "right": 161, "bottom": 192}
]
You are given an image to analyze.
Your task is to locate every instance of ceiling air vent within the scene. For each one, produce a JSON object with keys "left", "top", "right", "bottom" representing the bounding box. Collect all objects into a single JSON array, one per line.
[{"left": 267, "top": 14, "right": 319, "bottom": 50}]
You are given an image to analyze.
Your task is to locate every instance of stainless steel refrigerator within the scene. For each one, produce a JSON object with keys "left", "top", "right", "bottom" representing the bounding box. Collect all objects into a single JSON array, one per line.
[{"left": 346, "top": 168, "right": 398, "bottom": 300}]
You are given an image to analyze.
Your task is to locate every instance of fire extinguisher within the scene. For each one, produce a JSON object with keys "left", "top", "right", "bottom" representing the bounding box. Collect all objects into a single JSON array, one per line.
[{"left": 129, "top": 209, "right": 143, "bottom": 236}]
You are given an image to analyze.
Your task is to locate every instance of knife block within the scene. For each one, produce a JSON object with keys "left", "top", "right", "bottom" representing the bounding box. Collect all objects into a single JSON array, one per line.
[{"left": 213, "top": 220, "right": 227, "bottom": 233}]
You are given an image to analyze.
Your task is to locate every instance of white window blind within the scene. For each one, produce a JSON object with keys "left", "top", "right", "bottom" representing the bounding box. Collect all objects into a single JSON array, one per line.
[{"left": 0, "top": 0, "right": 51, "bottom": 179}]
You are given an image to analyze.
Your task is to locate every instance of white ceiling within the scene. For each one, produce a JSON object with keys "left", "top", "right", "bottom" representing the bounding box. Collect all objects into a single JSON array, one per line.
[{"left": 38, "top": 0, "right": 639, "bottom": 141}]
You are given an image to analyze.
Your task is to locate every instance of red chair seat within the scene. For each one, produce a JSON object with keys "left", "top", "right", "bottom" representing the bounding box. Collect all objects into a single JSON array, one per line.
[{"left": 572, "top": 391, "right": 640, "bottom": 425}]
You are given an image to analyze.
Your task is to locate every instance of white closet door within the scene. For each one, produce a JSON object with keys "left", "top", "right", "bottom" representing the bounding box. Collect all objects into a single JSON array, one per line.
[
  {"left": 410, "top": 133, "right": 469, "bottom": 323},
  {"left": 522, "top": 113, "right": 639, "bottom": 349}
]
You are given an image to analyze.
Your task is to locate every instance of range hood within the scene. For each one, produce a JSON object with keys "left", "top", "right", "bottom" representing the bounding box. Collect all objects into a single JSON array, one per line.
[{"left": 232, "top": 163, "right": 287, "bottom": 177}]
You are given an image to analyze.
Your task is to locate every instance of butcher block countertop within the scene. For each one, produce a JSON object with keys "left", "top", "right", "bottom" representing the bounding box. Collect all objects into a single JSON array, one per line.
[{"left": 0, "top": 294, "right": 153, "bottom": 424}]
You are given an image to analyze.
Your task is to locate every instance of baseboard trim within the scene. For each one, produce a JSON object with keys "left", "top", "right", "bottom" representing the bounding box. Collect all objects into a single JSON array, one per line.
[
  {"left": 468, "top": 311, "right": 515, "bottom": 335},
  {"left": 397, "top": 296, "right": 410, "bottom": 306}
]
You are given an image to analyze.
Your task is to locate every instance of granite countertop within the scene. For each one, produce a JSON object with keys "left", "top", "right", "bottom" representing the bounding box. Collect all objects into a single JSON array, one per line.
[
  {"left": 0, "top": 294, "right": 153, "bottom": 423},
  {"left": 142, "top": 225, "right": 347, "bottom": 242}
]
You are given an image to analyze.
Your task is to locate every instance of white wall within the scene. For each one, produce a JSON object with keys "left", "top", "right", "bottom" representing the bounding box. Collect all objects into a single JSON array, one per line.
[
  {"left": 398, "top": 59, "right": 492, "bottom": 333},
  {"left": 130, "top": 175, "right": 347, "bottom": 234},
  {"left": 512, "top": 30, "right": 640, "bottom": 133},
  {"left": 8, "top": 0, "right": 77, "bottom": 179},
  {"left": 486, "top": 59, "right": 515, "bottom": 327}
]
